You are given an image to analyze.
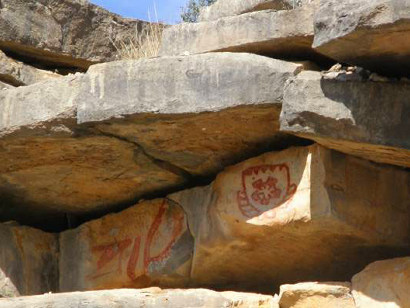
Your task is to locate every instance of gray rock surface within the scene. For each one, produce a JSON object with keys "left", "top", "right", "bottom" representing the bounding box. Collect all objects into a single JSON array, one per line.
[
  {"left": 280, "top": 71, "right": 410, "bottom": 168},
  {"left": 199, "top": 0, "right": 293, "bottom": 22},
  {"left": 160, "top": 4, "right": 324, "bottom": 62},
  {"left": 0, "top": 288, "right": 277, "bottom": 308},
  {"left": 0, "top": 0, "right": 150, "bottom": 70},
  {"left": 0, "top": 82, "right": 13, "bottom": 90},
  {"left": 0, "top": 51, "right": 60, "bottom": 86},
  {"left": 0, "top": 222, "right": 58, "bottom": 297},
  {"left": 313, "top": 0, "right": 410, "bottom": 76},
  {"left": 0, "top": 53, "right": 304, "bottom": 230}
]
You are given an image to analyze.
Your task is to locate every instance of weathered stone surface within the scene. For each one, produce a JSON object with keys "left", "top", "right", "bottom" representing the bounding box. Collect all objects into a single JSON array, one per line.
[
  {"left": 280, "top": 71, "right": 410, "bottom": 168},
  {"left": 0, "top": 288, "right": 277, "bottom": 308},
  {"left": 0, "top": 0, "right": 149, "bottom": 70},
  {"left": 313, "top": 0, "right": 410, "bottom": 76},
  {"left": 199, "top": 0, "right": 303, "bottom": 22},
  {"left": 352, "top": 257, "right": 410, "bottom": 308},
  {"left": 60, "top": 199, "right": 194, "bottom": 291},
  {"left": 0, "top": 222, "right": 58, "bottom": 297},
  {"left": 278, "top": 282, "right": 355, "bottom": 308},
  {"left": 0, "top": 82, "right": 13, "bottom": 90},
  {"left": 0, "top": 51, "right": 60, "bottom": 86},
  {"left": 170, "top": 144, "right": 410, "bottom": 291},
  {"left": 160, "top": 4, "right": 325, "bottom": 62},
  {"left": 0, "top": 54, "right": 305, "bottom": 230}
]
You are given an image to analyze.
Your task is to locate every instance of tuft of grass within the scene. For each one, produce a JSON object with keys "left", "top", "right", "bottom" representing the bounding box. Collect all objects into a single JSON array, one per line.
[{"left": 113, "top": 21, "right": 164, "bottom": 60}]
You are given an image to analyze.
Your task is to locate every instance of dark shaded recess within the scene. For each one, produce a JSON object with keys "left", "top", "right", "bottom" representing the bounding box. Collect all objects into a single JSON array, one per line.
[
  {"left": 200, "top": 245, "right": 410, "bottom": 295},
  {"left": 1, "top": 48, "right": 86, "bottom": 75}
]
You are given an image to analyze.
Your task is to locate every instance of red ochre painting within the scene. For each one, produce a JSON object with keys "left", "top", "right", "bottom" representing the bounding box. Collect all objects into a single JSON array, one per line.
[
  {"left": 237, "top": 164, "right": 297, "bottom": 218},
  {"left": 87, "top": 200, "right": 187, "bottom": 285}
]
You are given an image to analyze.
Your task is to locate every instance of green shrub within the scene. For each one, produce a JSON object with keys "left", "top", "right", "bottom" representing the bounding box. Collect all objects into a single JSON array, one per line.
[{"left": 181, "top": 0, "right": 217, "bottom": 23}]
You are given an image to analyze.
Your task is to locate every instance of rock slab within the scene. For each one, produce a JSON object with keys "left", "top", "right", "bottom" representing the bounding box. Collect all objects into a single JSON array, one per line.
[
  {"left": 280, "top": 71, "right": 410, "bottom": 168},
  {"left": 59, "top": 199, "right": 194, "bottom": 291},
  {"left": 0, "top": 222, "right": 58, "bottom": 297},
  {"left": 160, "top": 4, "right": 323, "bottom": 62},
  {"left": 0, "top": 288, "right": 277, "bottom": 308},
  {"left": 0, "top": 51, "right": 60, "bottom": 86},
  {"left": 0, "top": 0, "right": 150, "bottom": 69},
  {"left": 279, "top": 282, "right": 355, "bottom": 308},
  {"left": 352, "top": 257, "right": 410, "bottom": 308},
  {"left": 313, "top": 0, "right": 410, "bottom": 76},
  {"left": 170, "top": 144, "right": 410, "bottom": 290}
]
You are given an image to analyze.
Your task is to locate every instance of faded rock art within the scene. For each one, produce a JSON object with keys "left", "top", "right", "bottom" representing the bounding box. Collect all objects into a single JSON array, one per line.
[
  {"left": 87, "top": 200, "right": 189, "bottom": 285},
  {"left": 237, "top": 164, "right": 297, "bottom": 217}
]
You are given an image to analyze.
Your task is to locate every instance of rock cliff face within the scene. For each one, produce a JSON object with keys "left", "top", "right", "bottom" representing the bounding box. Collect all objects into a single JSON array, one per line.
[{"left": 0, "top": 0, "right": 409, "bottom": 307}]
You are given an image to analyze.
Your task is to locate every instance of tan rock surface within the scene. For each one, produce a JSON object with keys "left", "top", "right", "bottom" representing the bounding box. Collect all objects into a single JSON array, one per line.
[
  {"left": 352, "top": 257, "right": 410, "bottom": 308},
  {"left": 170, "top": 144, "right": 410, "bottom": 291},
  {"left": 0, "top": 222, "right": 58, "bottom": 296},
  {"left": 0, "top": 0, "right": 150, "bottom": 70},
  {"left": 278, "top": 282, "right": 355, "bottom": 308},
  {"left": 0, "top": 51, "right": 60, "bottom": 86},
  {"left": 0, "top": 54, "right": 304, "bottom": 230},
  {"left": 59, "top": 199, "right": 194, "bottom": 291}
]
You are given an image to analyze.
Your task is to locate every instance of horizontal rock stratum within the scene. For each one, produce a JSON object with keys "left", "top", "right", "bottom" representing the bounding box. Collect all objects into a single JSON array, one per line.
[
  {"left": 313, "top": 0, "right": 410, "bottom": 76},
  {"left": 0, "top": 288, "right": 278, "bottom": 308},
  {"left": 0, "top": 0, "right": 150, "bottom": 70},
  {"left": 160, "top": 2, "right": 326, "bottom": 62},
  {"left": 0, "top": 53, "right": 305, "bottom": 230},
  {"left": 280, "top": 71, "right": 410, "bottom": 168}
]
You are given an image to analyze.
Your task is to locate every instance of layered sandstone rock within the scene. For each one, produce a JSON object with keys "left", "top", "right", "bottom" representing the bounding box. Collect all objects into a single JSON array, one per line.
[
  {"left": 170, "top": 144, "right": 410, "bottom": 290},
  {"left": 0, "top": 82, "right": 13, "bottom": 90},
  {"left": 0, "top": 222, "right": 58, "bottom": 297},
  {"left": 280, "top": 71, "right": 410, "bottom": 168},
  {"left": 0, "top": 51, "right": 60, "bottom": 86},
  {"left": 160, "top": 3, "right": 323, "bottom": 61},
  {"left": 313, "top": 0, "right": 410, "bottom": 76},
  {"left": 352, "top": 257, "right": 410, "bottom": 308},
  {"left": 0, "top": 0, "right": 150, "bottom": 70},
  {"left": 278, "top": 282, "right": 355, "bottom": 308},
  {"left": 0, "top": 53, "right": 304, "bottom": 230},
  {"left": 59, "top": 199, "right": 194, "bottom": 291},
  {"left": 0, "top": 288, "right": 278, "bottom": 308}
]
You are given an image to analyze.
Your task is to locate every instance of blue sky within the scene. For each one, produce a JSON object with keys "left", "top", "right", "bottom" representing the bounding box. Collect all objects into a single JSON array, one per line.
[{"left": 91, "top": 0, "right": 188, "bottom": 24}]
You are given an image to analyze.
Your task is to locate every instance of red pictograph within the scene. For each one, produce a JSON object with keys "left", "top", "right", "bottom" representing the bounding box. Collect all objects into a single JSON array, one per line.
[
  {"left": 237, "top": 164, "right": 297, "bottom": 218},
  {"left": 89, "top": 200, "right": 184, "bottom": 281}
]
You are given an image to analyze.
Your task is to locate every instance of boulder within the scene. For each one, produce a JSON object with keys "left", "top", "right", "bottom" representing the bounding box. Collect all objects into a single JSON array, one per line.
[
  {"left": 352, "top": 257, "right": 410, "bottom": 308},
  {"left": 278, "top": 282, "right": 355, "bottom": 308},
  {"left": 0, "top": 53, "right": 304, "bottom": 230},
  {"left": 0, "top": 222, "right": 58, "bottom": 297},
  {"left": 0, "top": 51, "right": 60, "bottom": 86},
  {"left": 0, "top": 0, "right": 150, "bottom": 70},
  {"left": 170, "top": 144, "right": 410, "bottom": 291},
  {"left": 59, "top": 199, "right": 194, "bottom": 291},
  {"left": 199, "top": 0, "right": 305, "bottom": 22},
  {"left": 0, "top": 288, "right": 278, "bottom": 308},
  {"left": 280, "top": 71, "right": 410, "bottom": 168},
  {"left": 313, "top": 0, "right": 410, "bottom": 76},
  {"left": 160, "top": 3, "right": 325, "bottom": 63}
]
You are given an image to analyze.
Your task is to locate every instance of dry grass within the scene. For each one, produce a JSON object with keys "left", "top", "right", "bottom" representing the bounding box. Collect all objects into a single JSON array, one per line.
[{"left": 113, "top": 21, "right": 164, "bottom": 60}]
